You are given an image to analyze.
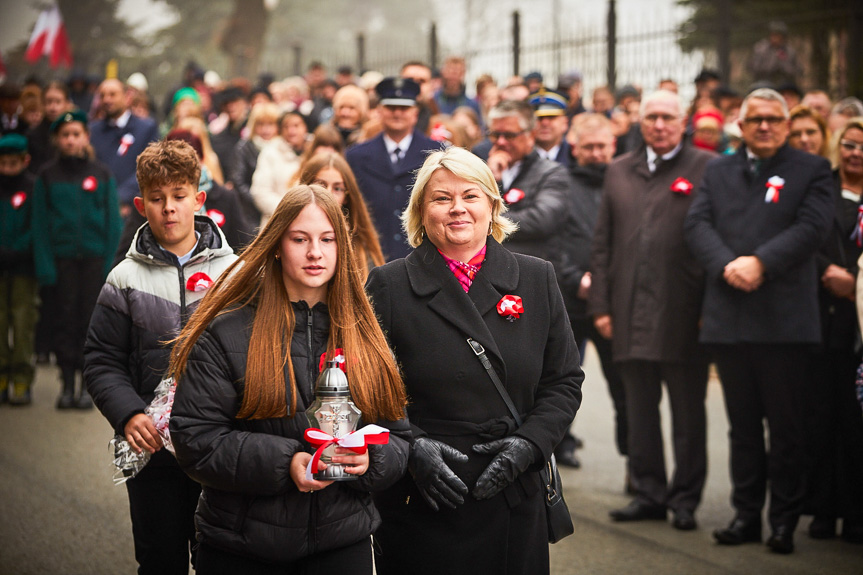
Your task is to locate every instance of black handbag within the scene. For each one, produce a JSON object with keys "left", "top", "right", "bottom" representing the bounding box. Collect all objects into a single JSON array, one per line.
[{"left": 467, "top": 338, "right": 575, "bottom": 544}]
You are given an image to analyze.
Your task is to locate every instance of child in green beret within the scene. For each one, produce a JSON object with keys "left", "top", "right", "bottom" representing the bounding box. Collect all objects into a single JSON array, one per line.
[
  {"left": 31, "top": 109, "right": 122, "bottom": 409},
  {"left": 0, "top": 134, "right": 38, "bottom": 405}
]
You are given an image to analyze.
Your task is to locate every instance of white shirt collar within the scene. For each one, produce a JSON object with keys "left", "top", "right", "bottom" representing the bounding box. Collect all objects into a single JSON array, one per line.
[
  {"left": 538, "top": 144, "right": 560, "bottom": 161},
  {"left": 113, "top": 110, "right": 132, "bottom": 129},
  {"left": 646, "top": 142, "right": 682, "bottom": 172},
  {"left": 502, "top": 160, "right": 523, "bottom": 191},
  {"left": 383, "top": 133, "right": 412, "bottom": 155}
]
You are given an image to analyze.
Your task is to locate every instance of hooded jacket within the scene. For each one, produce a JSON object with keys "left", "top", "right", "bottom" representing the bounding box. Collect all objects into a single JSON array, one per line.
[{"left": 84, "top": 216, "right": 237, "bottom": 466}]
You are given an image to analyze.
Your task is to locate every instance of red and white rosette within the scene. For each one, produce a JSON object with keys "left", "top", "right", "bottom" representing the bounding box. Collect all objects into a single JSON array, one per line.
[
  {"left": 670, "top": 177, "right": 693, "bottom": 196},
  {"left": 304, "top": 424, "right": 390, "bottom": 481},
  {"left": 764, "top": 175, "right": 784, "bottom": 204},
  {"left": 206, "top": 209, "right": 226, "bottom": 227},
  {"left": 185, "top": 272, "right": 213, "bottom": 292},
  {"left": 82, "top": 176, "right": 98, "bottom": 192},
  {"left": 497, "top": 294, "right": 524, "bottom": 322},
  {"left": 117, "top": 133, "right": 135, "bottom": 156},
  {"left": 10, "top": 191, "right": 27, "bottom": 209},
  {"left": 318, "top": 348, "right": 346, "bottom": 373},
  {"left": 504, "top": 188, "right": 525, "bottom": 204}
]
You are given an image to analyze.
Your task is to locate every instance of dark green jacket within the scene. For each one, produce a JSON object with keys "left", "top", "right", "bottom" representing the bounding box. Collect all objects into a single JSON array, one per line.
[
  {"left": 32, "top": 155, "right": 121, "bottom": 285},
  {"left": 0, "top": 170, "right": 35, "bottom": 275}
]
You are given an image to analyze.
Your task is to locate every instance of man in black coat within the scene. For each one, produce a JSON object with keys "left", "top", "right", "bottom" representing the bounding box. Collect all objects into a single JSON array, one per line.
[
  {"left": 486, "top": 100, "right": 570, "bottom": 263},
  {"left": 346, "top": 77, "right": 439, "bottom": 261},
  {"left": 685, "top": 88, "right": 835, "bottom": 554},
  {"left": 553, "top": 113, "right": 628, "bottom": 473},
  {"left": 590, "top": 90, "right": 715, "bottom": 531}
]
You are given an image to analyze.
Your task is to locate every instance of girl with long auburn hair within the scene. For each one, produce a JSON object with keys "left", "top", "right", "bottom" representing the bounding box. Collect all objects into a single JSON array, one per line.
[
  {"left": 167, "top": 185, "right": 409, "bottom": 573},
  {"left": 298, "top": 152, "right": 385, "bottom": 279}
]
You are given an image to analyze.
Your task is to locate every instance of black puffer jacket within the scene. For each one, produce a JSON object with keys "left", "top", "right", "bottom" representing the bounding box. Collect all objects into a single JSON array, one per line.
[{"left": 169, "top": 301, "right": 411, "bottom": 564}]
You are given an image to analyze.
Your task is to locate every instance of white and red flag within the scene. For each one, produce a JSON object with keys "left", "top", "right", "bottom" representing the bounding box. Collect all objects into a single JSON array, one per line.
[{"left": 25, "top": 6, "right": 73, "bottom": 68}]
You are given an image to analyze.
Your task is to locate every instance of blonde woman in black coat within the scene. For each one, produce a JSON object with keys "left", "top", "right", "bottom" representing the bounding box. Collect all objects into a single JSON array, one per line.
[{"left": 366, "top": 146, "right": 583, "bottom": 575}]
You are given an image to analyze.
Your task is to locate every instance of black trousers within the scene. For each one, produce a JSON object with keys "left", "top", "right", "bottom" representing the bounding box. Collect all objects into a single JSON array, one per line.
[
  {"left": 570, "top": 317, "right": 628, "bottom": 455},
  {"left": 125, "top": 462, "right": 201, "bottom": 575},
  {"left": 804, "top": 346, "right": 863, "bottom": 521},
  {"left": 54, "top": 257, "right": 104, "bottom": 371},
  {"left": 712, "top": 344, "right": 811, "bottom": 529},
  {"left": 197, "top": 536, "right": 373, "bottom": 575},
  {"left": 617, "top": 359, "right": 708, "bottom": 512}
]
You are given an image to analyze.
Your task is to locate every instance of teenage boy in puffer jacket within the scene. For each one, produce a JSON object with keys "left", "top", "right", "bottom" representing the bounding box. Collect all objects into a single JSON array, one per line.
[{"left": 83, "top": 140, "right": 237, "bottom": 574}]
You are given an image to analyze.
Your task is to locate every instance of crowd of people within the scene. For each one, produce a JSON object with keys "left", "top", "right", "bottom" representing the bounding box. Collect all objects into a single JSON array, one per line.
[{"left": 2, "top": 24, "right": 863, "bottom": 572}]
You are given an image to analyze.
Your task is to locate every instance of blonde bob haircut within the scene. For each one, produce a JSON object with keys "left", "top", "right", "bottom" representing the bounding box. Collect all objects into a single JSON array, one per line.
[{"left": 402, "top": 146, "right": 517, "bottom": 248}]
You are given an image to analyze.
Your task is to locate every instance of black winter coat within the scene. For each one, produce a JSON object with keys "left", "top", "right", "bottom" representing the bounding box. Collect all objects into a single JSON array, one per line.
[
  {"left": 685, "top": 144, "right": 834, "bottom": 344},
  {"left": 366, "top": 238, "right": 583, "bottom": 575},
  {"left": 169, "top": 301, "right": 411, "bottom": 565}
]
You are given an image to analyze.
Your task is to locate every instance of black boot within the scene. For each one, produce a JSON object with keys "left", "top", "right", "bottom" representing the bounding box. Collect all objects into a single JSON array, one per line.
[
  {"left": 75, "top": 379, "right": 94, "bottom": 410},
  {"left": 56, "top": 367, "right": 76, "bottom": 409}
]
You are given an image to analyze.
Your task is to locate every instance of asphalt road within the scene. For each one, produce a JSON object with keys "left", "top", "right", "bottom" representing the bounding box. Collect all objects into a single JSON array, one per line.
[{"left": 2, "top": 346, "right": 862, "bottom": 574}]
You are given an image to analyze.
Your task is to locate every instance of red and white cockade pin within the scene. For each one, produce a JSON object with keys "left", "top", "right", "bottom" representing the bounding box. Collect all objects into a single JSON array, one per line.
[
  {"left": 764, "top": 175, "right": 784, "bottom": 204},
  {"left": 186, "top": 272, "right": 213, "bottom": 292},
  {"left": 670, "top": 177, "right": 693, "bottom": 196},
  {"left": 504, "top": 188, "right": 525, "bottom": 204},
  {"left": 207, "top": 209, "right": 226, "bottom": 227},
  {"left": 497, "top": 294, "right": 524, "bottom": 322},
  {"left": 318, "top": 348, "right": 347, "bottom": 373},
  {"left": 117, "top": 133, "right": 135, "bottom": 156},
  {"left": 82, "top": 176, "right": 98, "bottom": 191},
  {"left": 11, "top": 191, "right": 27, "bottom": 209}
]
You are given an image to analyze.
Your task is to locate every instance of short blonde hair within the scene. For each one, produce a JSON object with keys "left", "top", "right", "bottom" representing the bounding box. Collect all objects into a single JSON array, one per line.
[
  {"left": 332, "top": 85, "right": 369, "bottom": 122},
  {"left": 402, "top": 146, "right": 517, "bottom": 248},
  {"left": 247, "top": 102, "right": 281, "bottom": 136}
]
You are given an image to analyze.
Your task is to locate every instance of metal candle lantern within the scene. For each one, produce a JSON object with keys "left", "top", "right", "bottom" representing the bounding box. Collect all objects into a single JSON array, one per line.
[{"left": 305, "top": 360, "right": 361, "bottom": 481}]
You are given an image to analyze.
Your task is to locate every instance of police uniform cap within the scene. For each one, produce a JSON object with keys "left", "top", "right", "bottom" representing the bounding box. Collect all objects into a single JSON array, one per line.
[
  {"left": 376, "top": 77, "right": 419, "bottom": 107},
  {"left": 528, "top": 88, "right": 568, "bottom": 117}
]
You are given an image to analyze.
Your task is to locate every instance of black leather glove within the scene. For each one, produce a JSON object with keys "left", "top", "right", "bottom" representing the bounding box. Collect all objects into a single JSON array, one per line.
[
  {"left": 409, "top": 437, "right": 469, "bottom": 511},
  {"left": 472, "top": 436, "right": 536, "bottom": 500}
]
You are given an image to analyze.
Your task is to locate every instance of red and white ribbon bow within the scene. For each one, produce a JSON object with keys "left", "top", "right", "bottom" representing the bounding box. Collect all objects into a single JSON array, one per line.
[
  {"left": 82, "top": 176, "right": 97, "bottom": 192},
  {"left": 504, "top": 188, "right": 525, "bottom": 204},
  {"left": 497, "top": 294, "right": 524, "bottom": 321},
  {"left": 117, "top": 133, "right": 135, "bottom": 156},
  {"left": 670, "top": 177, "right": 693, "bottom": 195},
  {"left": 206, "top": 209, "right": 225, "bottom": 227},
  {"left": 304, "top": 424, "right": 390, "bottom": 480},
  {"left": 185, "top": 272, "right": 212, "bottom": 292},
  {"left": 10, "top": 191, "right": 26, "bottom": 209},
  {"left": 764, "top": 175, "right": 784, "bottom": 204}
]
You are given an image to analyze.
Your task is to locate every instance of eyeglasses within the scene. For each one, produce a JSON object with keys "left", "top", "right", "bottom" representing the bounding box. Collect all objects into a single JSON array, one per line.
[
  {"left": 641, "top": 113, "right": 681, "bottom": 125},
  {"left": 488, "top": 130, "right": 526, "bottom": 141},
  {"left": 313, "top": 180, "right": 348, "bottom": 195},
  {"left": 839, "top": 139, "right": 863, "bottom": 153},
  {"left": 742, "top": 116, "right": 786, "bottom": 127}
]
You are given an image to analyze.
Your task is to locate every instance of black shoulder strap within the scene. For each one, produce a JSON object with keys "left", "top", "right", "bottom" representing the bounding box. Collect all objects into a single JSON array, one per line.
[{"left": 467, "top": 338, "right": 522, "bottom": 427}]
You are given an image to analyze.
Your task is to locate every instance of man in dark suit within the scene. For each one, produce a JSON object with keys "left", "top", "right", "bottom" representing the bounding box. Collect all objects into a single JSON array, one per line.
[
  {"left": 589, "top": 90, "right": 715, "bottom": 531},
  {"left": 486, "top": 100, "right": 570, "bottom": 263},
  {"left": 554, "top": 113, "right": 627, "bottom": 473},
  {"left": 346, "top": 77, "right": 439, "bottom": 261},
  {"left": 685, "top": 88, "right": 834, "bottom": 554},
  {"left": 529, "top": 89, "right": 571, "bottom": 168},
  {"left": 89, "top": 79, "right": 160, "bottom": 217}
]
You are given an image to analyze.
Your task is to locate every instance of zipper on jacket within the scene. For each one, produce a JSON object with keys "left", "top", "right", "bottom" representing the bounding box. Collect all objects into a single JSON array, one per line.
[
  {"left": 177, "top": 264, "right": 188, "bottom": 328},
  {"left": 306, "top": 305, "right": 315, "bottom": 397}
]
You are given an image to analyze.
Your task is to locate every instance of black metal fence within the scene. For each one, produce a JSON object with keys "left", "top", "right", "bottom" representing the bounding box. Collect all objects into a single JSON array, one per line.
[{"left": 260, "top": 6, "right": 708, "bottom": 103}]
